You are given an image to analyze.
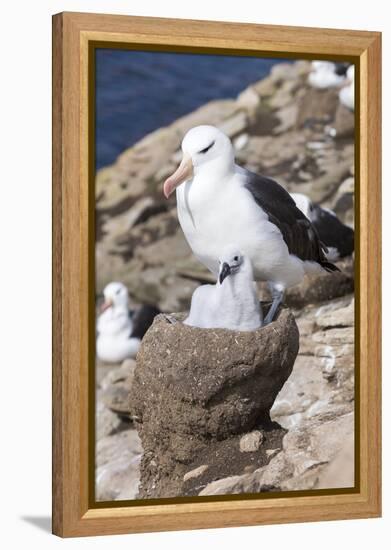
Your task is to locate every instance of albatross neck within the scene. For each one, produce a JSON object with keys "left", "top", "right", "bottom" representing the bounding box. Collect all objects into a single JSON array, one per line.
[{"left": 193, "top": 154, "right": 235, "bottom": 182}]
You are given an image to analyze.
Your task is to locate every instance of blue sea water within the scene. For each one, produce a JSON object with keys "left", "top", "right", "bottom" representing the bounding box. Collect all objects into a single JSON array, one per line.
[{"left": 95, "top": 49, "right": 283, "bottom": 170}]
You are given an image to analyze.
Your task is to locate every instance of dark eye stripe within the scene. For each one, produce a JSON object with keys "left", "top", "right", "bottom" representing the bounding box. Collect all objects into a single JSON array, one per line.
[{"left": 199, "top": 140, "right": 215, "bottom": 154}]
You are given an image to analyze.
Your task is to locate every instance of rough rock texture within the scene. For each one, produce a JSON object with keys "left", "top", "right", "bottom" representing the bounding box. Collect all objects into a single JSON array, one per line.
[
  {"left": 199, "top": 412, "right": 354, "bottom": 495},
  {"left": 96, "top": 401, "right": 127, "bottom": 441},
  {"left": 283, "top": 257, "right": 354, "bottom": 308},
  {"left": 95, "top": 60, "right": 356, "bottom": 499},
  {"left": 95, "top": 358, "right": 143, "bottom": 501},
  {"left": 240, "top": 431, "right": 264, "bottom": 453},
  {"left": 96, "top": 429, "right": 143, "bottom": 501},
  {"left": 271, "top": 295, "right": 355, "bottom": 429},
  {"left": 100, "top": 359, "right": 137, "bottom": 416},
  {"left": 130, "top": 306, "right": 299, "bottom": 498}
]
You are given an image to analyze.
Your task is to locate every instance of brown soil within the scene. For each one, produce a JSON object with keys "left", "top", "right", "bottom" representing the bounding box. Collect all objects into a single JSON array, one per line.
[{"left": 183, "top": 421, "right": 286, "bottom": 496}]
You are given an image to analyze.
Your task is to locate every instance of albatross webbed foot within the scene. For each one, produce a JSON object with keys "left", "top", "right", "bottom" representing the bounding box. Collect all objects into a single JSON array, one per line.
[{"left": 263, "top": 286, "right": 285, "bottom": 326}]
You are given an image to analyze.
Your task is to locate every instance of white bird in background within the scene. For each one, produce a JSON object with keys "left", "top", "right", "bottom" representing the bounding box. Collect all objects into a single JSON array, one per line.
[
  {"left": 290, "top": 192, "right": 354, "bottom": 261},
  {"left": 339, "top": 65, "right": 355, "bottom": 111},
  {"left": 97, "top": 281, "right": 159, "bottom": 363},
  {"left": 308, "top": 61, "right": 347, "bottom": 89},
  {"left": 184, "top": 247, "right": 262, "bottom": 331},
  {"left": 163, "top": 125, "right": 338, "bottom": 325}
]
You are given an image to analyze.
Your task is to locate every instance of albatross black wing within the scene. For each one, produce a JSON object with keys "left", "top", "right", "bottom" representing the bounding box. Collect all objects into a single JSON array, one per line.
[
  {"left": 244, "top": 170, "right": 339, "bottom": 272},
  {"left": 334, "top": 62, "right": 350, "bottom": 76},
  {"left": 130, "top": 305, "right": 161, "bottom": 339},
  {"left": 310, "top": 204, "right": 354, "bottom": 258}
]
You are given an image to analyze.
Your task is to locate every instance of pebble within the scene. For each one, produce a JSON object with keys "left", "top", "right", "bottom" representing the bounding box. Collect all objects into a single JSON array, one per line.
[
  {"left": 239, "top": 430, "right": 264, "bottom": 453},
  {"left": 183, "top": 464, "right": 209, "bottom": 482}
]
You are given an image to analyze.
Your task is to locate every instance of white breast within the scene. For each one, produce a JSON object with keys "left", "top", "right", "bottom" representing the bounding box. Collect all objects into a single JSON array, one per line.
[
  {"left": 184, "top": 267, "right": 262, "bottom": 331},
  {"left": 96, "top": 335, "right": 140, "bottom": 363},
  {"left": 176, "top": 168, "right": 290, "bottom": 282},
  {"left": 96, "top": 308, "right": 139, "bottom": 363}
]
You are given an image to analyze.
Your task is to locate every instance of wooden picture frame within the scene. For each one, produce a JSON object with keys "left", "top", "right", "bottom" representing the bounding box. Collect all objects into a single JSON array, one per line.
[{"left": 52, "top": 11, "right": 381, "bottom": 537}]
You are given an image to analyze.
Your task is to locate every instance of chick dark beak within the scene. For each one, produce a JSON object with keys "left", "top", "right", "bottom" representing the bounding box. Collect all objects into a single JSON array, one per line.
[{"left": 219, "top": 262, "right": 231, "bottom": 284}]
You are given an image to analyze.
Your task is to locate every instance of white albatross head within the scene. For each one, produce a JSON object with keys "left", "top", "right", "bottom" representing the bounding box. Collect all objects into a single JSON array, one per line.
[
  {"left": 100, "top": 281, "right": 129, "bottom": 313},
  {"left": 163, "top": 125, "right": 234, "bottom": 198}
]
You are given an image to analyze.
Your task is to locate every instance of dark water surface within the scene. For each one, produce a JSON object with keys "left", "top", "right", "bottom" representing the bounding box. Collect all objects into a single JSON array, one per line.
[{"left": 95, "top": 49, "right": 283, "bottom": 170}]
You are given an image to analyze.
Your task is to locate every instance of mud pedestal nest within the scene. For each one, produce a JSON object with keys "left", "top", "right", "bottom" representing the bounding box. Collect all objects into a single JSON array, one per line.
[{"left": 130, "top": 305, "right": 299, "bottom": 498}]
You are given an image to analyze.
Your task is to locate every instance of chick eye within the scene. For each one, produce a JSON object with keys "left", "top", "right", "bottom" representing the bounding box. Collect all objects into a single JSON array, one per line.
[
  {"left": 198, "top": 141, "right": 215, "bottom": 154},
  {"left": 116, "top": 288, "right": 121, "bottom": 295},
  {"left": 234, "top": 256, "right": 239, "bottom": 261}
]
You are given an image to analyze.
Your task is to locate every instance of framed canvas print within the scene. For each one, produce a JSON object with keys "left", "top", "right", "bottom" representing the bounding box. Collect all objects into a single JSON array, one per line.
[{"left": 52, "top": 12, "right": 381, "bottom": 537}]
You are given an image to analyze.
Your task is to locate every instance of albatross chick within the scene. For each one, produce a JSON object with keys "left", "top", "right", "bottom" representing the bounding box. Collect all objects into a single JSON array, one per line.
[{"left": 184, "top": 247, "right": 262, "bottom": 331}]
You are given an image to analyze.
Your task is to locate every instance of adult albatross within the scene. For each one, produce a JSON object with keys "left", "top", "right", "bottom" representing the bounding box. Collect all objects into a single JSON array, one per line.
[{"left": 163, "top": 125, "right": 339, "bottom": 324}]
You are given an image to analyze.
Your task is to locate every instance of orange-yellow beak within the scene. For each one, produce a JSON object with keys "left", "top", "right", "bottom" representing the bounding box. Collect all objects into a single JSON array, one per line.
[
  {"left": 100, "top": 298, "right": 113, "bottom": 313},
  {"left": 163, "top": 153, "right": 193, "bottom": 198}
]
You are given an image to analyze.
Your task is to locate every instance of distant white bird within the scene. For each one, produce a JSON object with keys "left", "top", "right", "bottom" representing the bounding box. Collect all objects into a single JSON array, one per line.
[
  {"left": 290, "top": 192, "right": 354, "bottom": 260},
  {"left": 184, "top": 247, "right": 262, "bottom": 331},
  {"left": 339, "top": 65, "right": 354, "bottom": 110},
  {"left": 308, "top": 61, "right": 346, "bottom": 89},
  {"left": 163, "top": 125, "right": 338, "bottom": 325},
  {"left": 97, "top": 282, "right": 159, "bottom": 363}
]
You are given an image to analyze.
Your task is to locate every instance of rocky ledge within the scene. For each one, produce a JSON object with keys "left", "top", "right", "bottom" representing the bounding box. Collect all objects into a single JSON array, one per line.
[{"left": 95, "top": 59, "right": 355, "bottom": 500}]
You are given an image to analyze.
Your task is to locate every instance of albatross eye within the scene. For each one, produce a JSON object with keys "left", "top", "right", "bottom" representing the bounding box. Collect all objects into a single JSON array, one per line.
[
  {"left": 234, "top": 256, "right": 239, "bottom": 261},
  {"left": 198, "top": 141, "right": 215, "bottom": 154}
]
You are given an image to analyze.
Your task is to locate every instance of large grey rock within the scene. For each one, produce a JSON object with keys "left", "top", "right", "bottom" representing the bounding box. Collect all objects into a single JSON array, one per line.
[
  {"left": 100, "top": 359, "right": 137, "bottom": 416},
  {"left": 96, "top": 429, "right": 143, "bottom": 501},
  {"left": 334, "top": 103, "right": 355, "bottom": 138},
  {"left": 283, "top": 257, "right": 354, "bottom": 308},
  {"left": 199, "top": 475, "right": 246, "bottom": 496},
  {"left": 316, "top": 434, "right": 355, "bottom": 489},
  {"left": 199, "top": 412, "right": 354, "bottom": 495},
  {"left": 296, "top": 88, "right": 339, "bottom": 129},
  {"left": 96, "top": 401, "right": 127, "bottom": 440},
  {"left": 272, "top": 294, "right": 355, "bottom": 429},
  {"left": 172, "top": 99, "right": 240, "bottom": 136},
  {"left": 183, "top": 465, "right": 209, "bottom": 482},
  {"left": 130, "top": 306, "right": 299, "bottom": 498},
  {"left": 281, "top": 413, "right": 354, "bottom": 490},
  {"left": 315, "top": 298, "right": 354, "bottom": 329}
]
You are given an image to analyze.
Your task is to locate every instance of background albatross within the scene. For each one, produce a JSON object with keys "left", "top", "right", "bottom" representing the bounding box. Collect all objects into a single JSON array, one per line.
[
  {"left": 163, "top": 125, "right": 339, "bottom": 324},
  {"left": 97, "top": 282, "right": 159, "bottom": 363}
]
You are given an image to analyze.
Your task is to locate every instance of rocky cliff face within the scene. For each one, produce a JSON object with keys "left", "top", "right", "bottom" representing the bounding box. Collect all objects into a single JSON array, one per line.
[{"left": 95, "top": 60, "right": 355, "bottom": 500}]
